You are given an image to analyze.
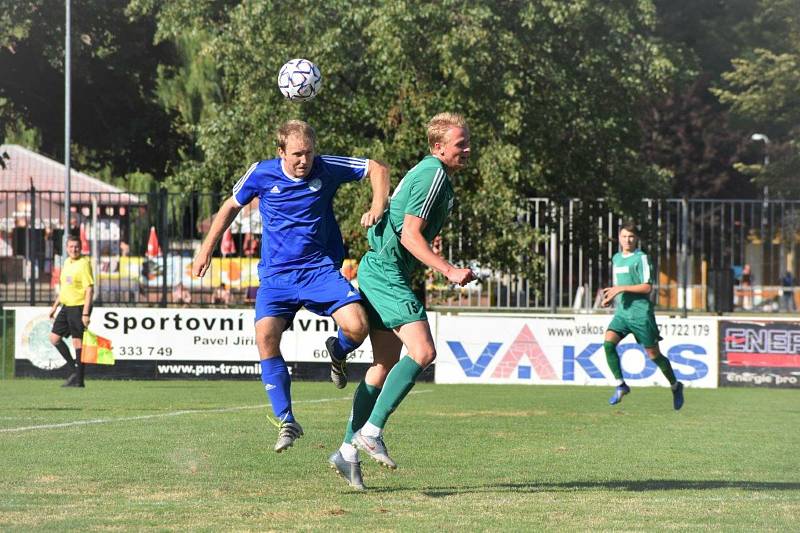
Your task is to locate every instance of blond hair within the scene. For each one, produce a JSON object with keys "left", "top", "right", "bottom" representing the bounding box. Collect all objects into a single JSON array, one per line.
[
  {"left": 277, "top": 120, "right": 317, "bottom": 151},
  {"left": 427, "top": 112, "right": 468, "bottom": 151}
]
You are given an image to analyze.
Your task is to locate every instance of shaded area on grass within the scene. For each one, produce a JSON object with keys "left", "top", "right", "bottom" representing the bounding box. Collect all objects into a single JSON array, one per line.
[{"left": 381, "top": 480, "right": 800, "bottom": 497}]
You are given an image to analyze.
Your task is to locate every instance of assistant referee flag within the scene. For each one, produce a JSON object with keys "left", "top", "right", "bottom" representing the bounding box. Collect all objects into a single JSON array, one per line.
[{"left": 81, "top": 330, "right": 114, "bottom": 365}]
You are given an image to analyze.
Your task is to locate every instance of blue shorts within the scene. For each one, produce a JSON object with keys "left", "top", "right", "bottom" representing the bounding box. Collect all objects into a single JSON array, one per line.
[{"left": 255, "top": 266, "right": 362, "bottom": 322}]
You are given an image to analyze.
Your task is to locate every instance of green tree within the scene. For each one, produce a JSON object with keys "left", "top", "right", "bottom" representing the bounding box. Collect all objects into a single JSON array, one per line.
[
  {"left": 154, "top": 31, "right": 227, "bottom": 164},
  {"left": 642, "top": 0, "right": 764, "bottom": 198},
  {"left": 713, "top": 0, "right": 800, "bottom": 196},
  {"left": 135, "top": 0, "right": 678, "bottom": 277},
  {"left": 0, "top": 0, "right": 184, "bottom": 180}
]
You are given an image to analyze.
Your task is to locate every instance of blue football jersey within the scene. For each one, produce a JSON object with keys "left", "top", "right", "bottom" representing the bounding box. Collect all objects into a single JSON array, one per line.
[{"left": 232, "top": 155, "right": 367, "bottom": 277}]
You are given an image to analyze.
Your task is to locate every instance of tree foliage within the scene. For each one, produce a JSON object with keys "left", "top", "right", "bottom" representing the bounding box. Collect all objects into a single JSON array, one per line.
[
  {"left": 641, "top": 0, "right": 764, "bottom": 198},
  {"left": 0, "top": 0, "right": 184, "bottom": 181},
  {"left": 713, "top": 0, "right": 800, "bottom": 196},
  {"left": 135, "top": 0, "right": 677, "bottom": 276}
]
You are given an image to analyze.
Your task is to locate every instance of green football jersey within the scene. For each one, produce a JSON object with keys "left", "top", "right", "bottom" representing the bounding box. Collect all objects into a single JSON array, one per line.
[
  {"left": 367, "top": 155, "right": 454, "bottom": 274},
  {"left": 612, "top": 249, "right": 654, "bottom": 315}
]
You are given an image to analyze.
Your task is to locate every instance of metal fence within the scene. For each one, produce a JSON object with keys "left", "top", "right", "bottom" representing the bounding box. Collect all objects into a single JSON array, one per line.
[
  {"left": 0, "top": 187, "right": 231, "bottom": 306},
  {"left": 2, "top": 188, "right": 799, "bottom": 312},
  {"left": 427, "top": 197, "right": 800, "bottom": 313}
]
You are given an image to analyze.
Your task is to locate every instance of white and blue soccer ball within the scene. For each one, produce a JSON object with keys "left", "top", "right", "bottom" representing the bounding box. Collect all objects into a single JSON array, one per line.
[{"left": 278, "top": 59, "right": 322, "bottom": 101}]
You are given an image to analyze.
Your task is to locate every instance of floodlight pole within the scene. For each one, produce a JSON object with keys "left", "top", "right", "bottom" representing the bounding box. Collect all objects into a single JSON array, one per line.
[
  {"left": 751, "top": 133, "right": 770, "bottom": 247},
  {"left": 63, "top": 0, "right": 71, "bottom": 253},
  {"left": 751, "top": 133, "right": 770, "bottom": 200},
  {"left": 681, "top": 197, "right": 689, "bottom": 318}
]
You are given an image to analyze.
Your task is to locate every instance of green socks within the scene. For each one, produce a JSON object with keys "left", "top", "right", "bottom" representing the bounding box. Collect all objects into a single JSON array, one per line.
[
  {"left": 606, "top": 341, "right": 677, "bottom": 385},
  {"left": 366, "top": 356, "right": 424, "bottom": 429},
  {"left": 605, "top": 340, "right": 677, "bottom": 385},
  {"left": 344, "top": 380, "right": 381, "bottom": 444},
  {"left": 652, "top": 354, "right": 677, "bottom": 385},
  {"left": 604, "top": 341, "right": 624, "bottom": 381}
]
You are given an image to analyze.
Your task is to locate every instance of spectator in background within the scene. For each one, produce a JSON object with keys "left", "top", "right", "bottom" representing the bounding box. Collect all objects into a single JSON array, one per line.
[
  {"left": 781, "top": 271, "right": 795, "bottom": 311},
  {"left": 243, "top": 233, "right": 260, "bottom": 257},
  {"left": 141, "top": 259, "right": 151, "bottom": 284},
  {"left": 172, "top": 282, "right": 192, "bottom": 306},
  {"left": 245, "top": 285, "right": 258, "bottom": 303},
  {"left": 741, "top": 263, "right": 753, "bottom": 310},
  {"left": 214, "top": 283, "right": 232, "bottom": 305},
  {"left": 49, "top": 235, "right": 93, "bottom": 388}
]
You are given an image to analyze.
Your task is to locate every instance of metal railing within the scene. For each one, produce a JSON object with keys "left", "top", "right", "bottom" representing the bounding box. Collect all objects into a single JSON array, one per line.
[
  {"left": 431, "top": 198, "right": 800, "bottom": 313},
  {"left": 2, "top": 188, "right": 799, "bottom": 312}
]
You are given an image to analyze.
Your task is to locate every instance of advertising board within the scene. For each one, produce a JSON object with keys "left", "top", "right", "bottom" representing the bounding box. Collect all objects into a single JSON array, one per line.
[
  {"left": 435, "top": 314, "right": 718, "bottom": 388},
  {"left": 13, "top": 306, "right": 376, "bottom": 380},
  {"left": 719, "top": 320, "right": 800, "bottom": 388}
]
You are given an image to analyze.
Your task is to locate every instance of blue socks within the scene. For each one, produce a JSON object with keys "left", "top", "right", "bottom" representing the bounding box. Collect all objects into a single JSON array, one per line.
[
  {"left": 260, "top": 356, "right": 294, "bottom": 423},
  {"left": 330, "top": 329, "right": 360, "bottom": 361}
]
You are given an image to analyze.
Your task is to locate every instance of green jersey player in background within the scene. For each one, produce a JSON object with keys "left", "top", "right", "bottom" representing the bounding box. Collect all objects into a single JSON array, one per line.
[
  {"left": 328, "top": 113, "right": 475, "bottom": 490},
  {"left": 601, "top": 222, "right": 684, "bottom": 410}
]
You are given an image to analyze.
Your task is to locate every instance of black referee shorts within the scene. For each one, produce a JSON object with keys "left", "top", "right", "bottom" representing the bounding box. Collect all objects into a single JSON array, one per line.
[{"left": 52, "top": 305, "right": 86, "bottom": 339}]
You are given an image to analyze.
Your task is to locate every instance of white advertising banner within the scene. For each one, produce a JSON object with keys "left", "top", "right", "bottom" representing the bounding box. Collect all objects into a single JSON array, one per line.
[
  {"left": 434, "top": 314, "right": 718, "bottom": 388},
  {"left": 13, "top": 306, "right": 376, "bottom": 370}
]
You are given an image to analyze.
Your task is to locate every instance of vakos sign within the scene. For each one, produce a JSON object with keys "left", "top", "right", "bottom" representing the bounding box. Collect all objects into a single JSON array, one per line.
[{"left": 434, "top": 314, "right": 718, "bottom": 388}]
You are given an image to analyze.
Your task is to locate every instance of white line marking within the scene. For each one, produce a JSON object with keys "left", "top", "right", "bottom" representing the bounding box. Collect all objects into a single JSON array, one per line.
[{"left": 0, "top": 389, "right": 432, "bottom": 434}]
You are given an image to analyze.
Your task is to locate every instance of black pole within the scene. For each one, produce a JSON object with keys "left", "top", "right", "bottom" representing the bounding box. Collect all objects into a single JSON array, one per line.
[
  {"left": 29, "top": 184, "right": 37, "bottom": 305},
  {"left": 681, "top": 197, "right": 689, "bottom": 318},
  {"left": 159, "top": 188, "right": 168, "bottom": 308}
]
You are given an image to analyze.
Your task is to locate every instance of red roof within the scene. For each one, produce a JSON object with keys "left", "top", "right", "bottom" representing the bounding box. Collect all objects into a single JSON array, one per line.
[{"left": 0, "top": 144, "right": 142, "bottom": 205}]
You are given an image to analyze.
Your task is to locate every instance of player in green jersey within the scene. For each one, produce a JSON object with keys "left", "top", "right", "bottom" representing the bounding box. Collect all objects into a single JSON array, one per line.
[
  {"left": 601, "top": 222, "right": 684, "bottom": 410},
  {"left": 328, "top": 113, "right": 475, "bottom": 489}
]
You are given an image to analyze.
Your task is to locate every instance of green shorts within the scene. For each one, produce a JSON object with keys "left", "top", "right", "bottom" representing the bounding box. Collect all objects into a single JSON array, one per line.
[
  {"left": 357, "top": 251, "right": 427, "bottom": 330},
  {"left": 607, "top": 312, "right": 662, "bottom": 347}
]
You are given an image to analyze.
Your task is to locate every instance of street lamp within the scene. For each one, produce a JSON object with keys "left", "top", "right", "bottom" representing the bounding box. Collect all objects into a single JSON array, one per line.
[
  {"left": 751, "top": 133, "right": 770, "bottom": 165},
  {"left": 64, "top": 0, "right": 72, "bottom": 254},
  {"left": 751, "top": 133, "right": 770, "bottom": 200},
  {"left": 751, "top": 133, "right": 772, "bottom": 278}
]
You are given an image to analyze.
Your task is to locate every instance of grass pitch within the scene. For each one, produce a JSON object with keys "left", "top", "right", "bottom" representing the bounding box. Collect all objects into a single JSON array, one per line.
[{"left": 0, "top": 380, "right": 798, "bottom": 531}]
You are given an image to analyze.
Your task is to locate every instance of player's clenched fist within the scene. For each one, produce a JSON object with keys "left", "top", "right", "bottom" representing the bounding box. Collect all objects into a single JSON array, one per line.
[{"left": 446, "top": 267, "right": 476, "bottom": 287}]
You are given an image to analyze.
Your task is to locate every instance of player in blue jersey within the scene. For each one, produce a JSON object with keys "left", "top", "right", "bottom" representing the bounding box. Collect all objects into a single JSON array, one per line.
[{"left": 193, "top": 120, "right": 390, "bottom": 452}]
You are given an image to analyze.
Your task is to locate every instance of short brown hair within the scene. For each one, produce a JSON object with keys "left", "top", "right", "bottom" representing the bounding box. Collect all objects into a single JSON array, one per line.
[
  {"left": 277, "top": 120, "right": 316, "bottom": 151},
  {"left": 427, "top": 112, "right": 468, "bottom": 151},
  {"left": 619, "top": 221, "right": 639, "bottom": 235}
]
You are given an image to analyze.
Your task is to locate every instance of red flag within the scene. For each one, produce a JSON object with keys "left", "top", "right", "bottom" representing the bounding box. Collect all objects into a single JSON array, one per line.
[
  {"left": 146, "top": 226, "right": 161, "bottom": 257},
  {"left": 221, "top": 227, "right": 237, "bottom": 256},
  {"left": 79, "top": 223, "right": 90, "bottom": 254}
]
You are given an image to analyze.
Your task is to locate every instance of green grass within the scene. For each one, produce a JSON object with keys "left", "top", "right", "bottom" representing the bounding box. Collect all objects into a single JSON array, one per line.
[{"left": 1, "top": 381, "right": 798, "bottom": 531}]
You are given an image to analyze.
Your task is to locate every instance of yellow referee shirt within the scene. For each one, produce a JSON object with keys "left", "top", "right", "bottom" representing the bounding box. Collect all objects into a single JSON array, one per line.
[{"left": 59, "top": 256, "right": 94, "bottom": 306}]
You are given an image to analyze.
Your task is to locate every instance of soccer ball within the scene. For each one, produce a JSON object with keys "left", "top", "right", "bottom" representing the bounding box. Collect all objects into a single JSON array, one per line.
[{"left": 278, "top": 59, "right": 322, "bottom": 101}]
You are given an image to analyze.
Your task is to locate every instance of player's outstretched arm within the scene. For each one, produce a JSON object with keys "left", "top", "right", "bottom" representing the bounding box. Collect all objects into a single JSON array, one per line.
[
  {"left": 192, "top": 197, "right": 243, "bottom": 278},
  {"left": 360, "top": 159, "right": 390, "bottom": 228},
  {"left": 400, "top": 214, "right": 475, "bottom": 286}
]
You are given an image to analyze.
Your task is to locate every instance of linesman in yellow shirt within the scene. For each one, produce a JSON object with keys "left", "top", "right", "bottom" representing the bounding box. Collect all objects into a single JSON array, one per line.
[{"left": 49, "top": 235, "right": 94, "bottom": 387}]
